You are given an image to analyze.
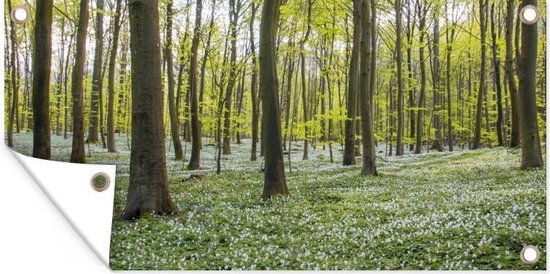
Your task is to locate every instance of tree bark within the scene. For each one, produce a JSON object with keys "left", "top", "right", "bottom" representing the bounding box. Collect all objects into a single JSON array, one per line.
[
  {"left": 490, "top": 3, "right": 504, "bottom": 147},
  {"left": 343, "top": 0, "right": 361, "bottom": 166},
  {"left": 260, "top": 0, "right": 289, "bottom": 199},
  {"left": 505, "top": 0, "right": 520, "bottom": 147},
  {"left": 518, "top": 0, "right": 543, "bottom": 169},
  {"left": 395, "top": 0, "right": 404, "bottom": 156},
  {"left": 360, "top": 0, "right": 377, "bottom": 175},
  {"left": 123, "top": 0, "right": 178, "bottom": 220},
  {"left": 107, "top": 0, "right": 123, "bottom": 153},
  {"left": 87, "top": 0, "right": 105, "bottom": 143},
  {"left": 188, "top": 0, "right": 203, "bottom": 170},
  {"left": 415, "top": 4, "right": 427, "bottom": 154},
  {"left": 70, "top": 0, "right": 90, "bottom": 164},
  {"left": 250, "top": 2, "right": 260, "bottom": 161},
  {"left": 473, "top": 0, "right": 488, "bottom": 149},
  {"left": 165, "top": 0, "right": 184, "bottom": 160},
  {"left": 31, "top": 0, "right": 54, "bottom": 159}
]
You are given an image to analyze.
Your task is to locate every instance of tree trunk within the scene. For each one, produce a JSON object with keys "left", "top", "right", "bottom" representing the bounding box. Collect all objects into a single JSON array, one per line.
[
  {"left": 260, "top": 0, "right": 289, "bottom": 199},
  {"left": 70, "top": 0, "right": 90, "bottom": 164},
  {"left": 490, "top": 3, "right": 504, "bottom": 147},
  {"left": 415, "top": 4, "right": 427, "bottom": 154},
  {"left": 87, "top": 0, "right": 104, "bottom": 144},
  {"left": 395, "top": 0, "right": 404, "bottom": 156},
  {"left": 431, "top": 7, "right": 444, "bottom": 152},
  {"left": 188, "top": 0, "right": 203, "bottom": 170},
  {"left": 343, "top": 0, "right": 361, "bottom": 166},
  {"left": 300, "top": 0, "right": 313, "bottom": 160},
  {"left": 505, "top": 0, "right": 520, "bottom": 148},
  {"left": 360, "top": 0, "right": 377, "bottom": 175},
  {"left": 31, "top": 0, "right": 54, "bottom": 159},
  {"left": 7, "top": 0, "right": 19, "bottom": 148},
  {"left": 250, "top": 2, "right": 260, "bottom": 161},
  {"left": 473, "top": 0, "right": 488, "bottom": 149},
  {"left": 165, "top": 0, "right": 184, "bottom": 160},
  {"left": 107, "top": 0, "right": 123, "bottom": 153},
  {"left": 123, "top": 0, "right": 178, "bottom": 220},
  {"left": 518, "top": 0, "right": 543, "bottom": 169},
  {"left": 222, "top": 0, "right": 241, "bottom": 155}
]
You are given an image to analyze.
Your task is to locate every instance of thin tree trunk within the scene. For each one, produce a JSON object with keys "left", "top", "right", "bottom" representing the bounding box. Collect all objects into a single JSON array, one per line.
[
  {"left": 87, "top": 0, "right": 104, "bottom": 143},
  {"left": 395, "top": 0, "right": 405, "bottom": 156},
  {"left": 107, "top": 0, "right": 123, "bottom": 153},
  {"left": 505, "top": 0, "right": 520, "bottom": 147},
  {"left": 70, "top": 0, "right": 90, "bottom": 163},
  {"left": 188, "top": 0, "right": 203, "bottom": 170},
  {"left": 165, "top": 0, "right": 184, "bottom": 159},
  {"left": 473, "top": 0, "right": 488, "bottom": 149}
]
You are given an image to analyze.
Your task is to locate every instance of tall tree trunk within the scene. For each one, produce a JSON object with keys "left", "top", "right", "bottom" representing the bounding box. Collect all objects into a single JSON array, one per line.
[
  {"left": 395, "top": 0, "right": 404, "bottom": 156},
  {"left": 431, "top": 6, "right": 444, "bottom": 152},
  {"left": 165, "top": 0, "right": 184, "bottom": 160},
  {"left": 70, "top": 0, "right": 90, "bottom": 163},
  {"left": 473, "top": 0, "right": 488, "bottom": 149},
  {"left": 7, "top": 0, "right": 19, "bottom": 148},
  {"left": 505, "top": 0, "right": 520, "bottom": 147},
  {"left": 123, "top": 0, "right": 178, "bottom": 220},
  {"left": 360, "top": 0, "right": 377, "bottom": 175},
  {"left": 518, "top": 0, "right": 543, "bottom": 169},
  {"left": 300, "top": 0, "right": 313, "bottom": 160},
  {"left": 491, "top": 3, "right": 504, "bottom": 147},
  {"left": 87, "top": 0, "right": 104, "bottom": 143},
  {"left": 250, "top": 2, "right": 260, "bottom": 161},
  {"left": 260, "top": 0, "right": 289, "bottom": 199},
  {"left": 222, "top": 0, "right": 241, "bottom": 155},
  {"left": 415, "top": 4, "right": 427, "bottom": 154},
  {"left": 31, "top": 0, "right": 54, "bottom": 159},
  {"left": 343, "top": 0, "right": 361, "bottom": 166},
  {"left": 188, "top": 0, "right": 203, "bottom": 170},
  {"left": 107, "top": 0, "right": 123, "bottom": 153}
]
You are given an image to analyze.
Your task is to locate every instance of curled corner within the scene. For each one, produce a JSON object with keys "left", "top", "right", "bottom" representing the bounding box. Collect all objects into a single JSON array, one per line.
[{"left": 9, "top": 150, "right": 116, "bottom": 267}]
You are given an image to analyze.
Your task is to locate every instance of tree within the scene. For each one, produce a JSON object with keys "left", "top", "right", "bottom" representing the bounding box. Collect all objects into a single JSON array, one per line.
[
  {"left": 395, "top": 0, "right": 405, "bottom": 156},
  {"left": 343, "top": 0, "right": 362, "bottom": 166},
  {"left": 249, "top": 2, "right": 260, "bottom": 161},
  {"left": 299, "top": 0, "right": 313, "bottom": 160},
  {"left": 188, "top": 0, "right": 203, "bottom": 170},
  {"left": 31, "top": 0, "right": 54, "bottom": 159},
  {"left": 505, "top": 0, "right": 520, "bottom": 147},
  {"left": 431, "top": 5, "right": 444, "bottom": 152},
  {"left": 360, "top": 0, "right": 377, "bottom": 175},
  {"left": 7, "top": 0, "right": 19, "bottom": 148},
  {"left": 70, "top": 0, "right": 90, "bottom": 164},
  {"left": 122, "top": 0, "right": 178, "bottom": 220},
  {"left": 222, "top": 0, "right": 242, "bottom": 155},
  {"left": 518, "top": 0, "right": 543, "bottom": 169},
  {"left": 259, "top": 0, "right": 289, "bottom": 199},
  {"left": 165, "top": 0, "right": 184, "bottom": 160},
  {"left": 490, "top": 3, "right": 504, "bottom": 146},
  {"left": 415, "top": 1, "right": 428, "bottom": 154},
  {"left": 87, "top": 0, "right": 105, "bottom": 144},
  {"left": 107, "top": 0, "right": 123, "bottom": 153},
  {"left": 473, "top": 0, "right": 488, "bottom": 149}
]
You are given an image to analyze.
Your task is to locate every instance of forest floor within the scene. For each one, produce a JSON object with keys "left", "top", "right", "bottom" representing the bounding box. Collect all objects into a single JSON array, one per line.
[{"left": 9, "top": 133, "right": 547, "bottom": 270}]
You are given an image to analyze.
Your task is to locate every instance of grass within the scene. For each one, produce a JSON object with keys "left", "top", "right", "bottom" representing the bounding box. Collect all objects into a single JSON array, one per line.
[{"left": 9, "top": 132, "right": 547, "bottom": 270}]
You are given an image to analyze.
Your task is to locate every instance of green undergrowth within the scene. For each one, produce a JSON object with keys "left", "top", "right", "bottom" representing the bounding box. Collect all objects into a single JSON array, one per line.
[{"left": 8, "top": 133, "right": 547, "bottom": 270}]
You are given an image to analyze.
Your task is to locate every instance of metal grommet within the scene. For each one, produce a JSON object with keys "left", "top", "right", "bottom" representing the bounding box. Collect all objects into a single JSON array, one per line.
[
  {"left": 520, "top": 245, "right": 540, "bottom": 264},
  {"left": 10, "top": 5, "right": 30, "bottom": 25},
  {"left": 519, "top": 5, "right": 539, "bottom": 25},
  {"left": 90, "top": 172, "right": 110, "bottom": 192}
]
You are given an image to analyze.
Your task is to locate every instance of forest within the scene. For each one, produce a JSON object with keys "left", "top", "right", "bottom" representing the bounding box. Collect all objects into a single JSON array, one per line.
[{"left": 4, "top": 0, "right": 547, "bottom": 270}]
